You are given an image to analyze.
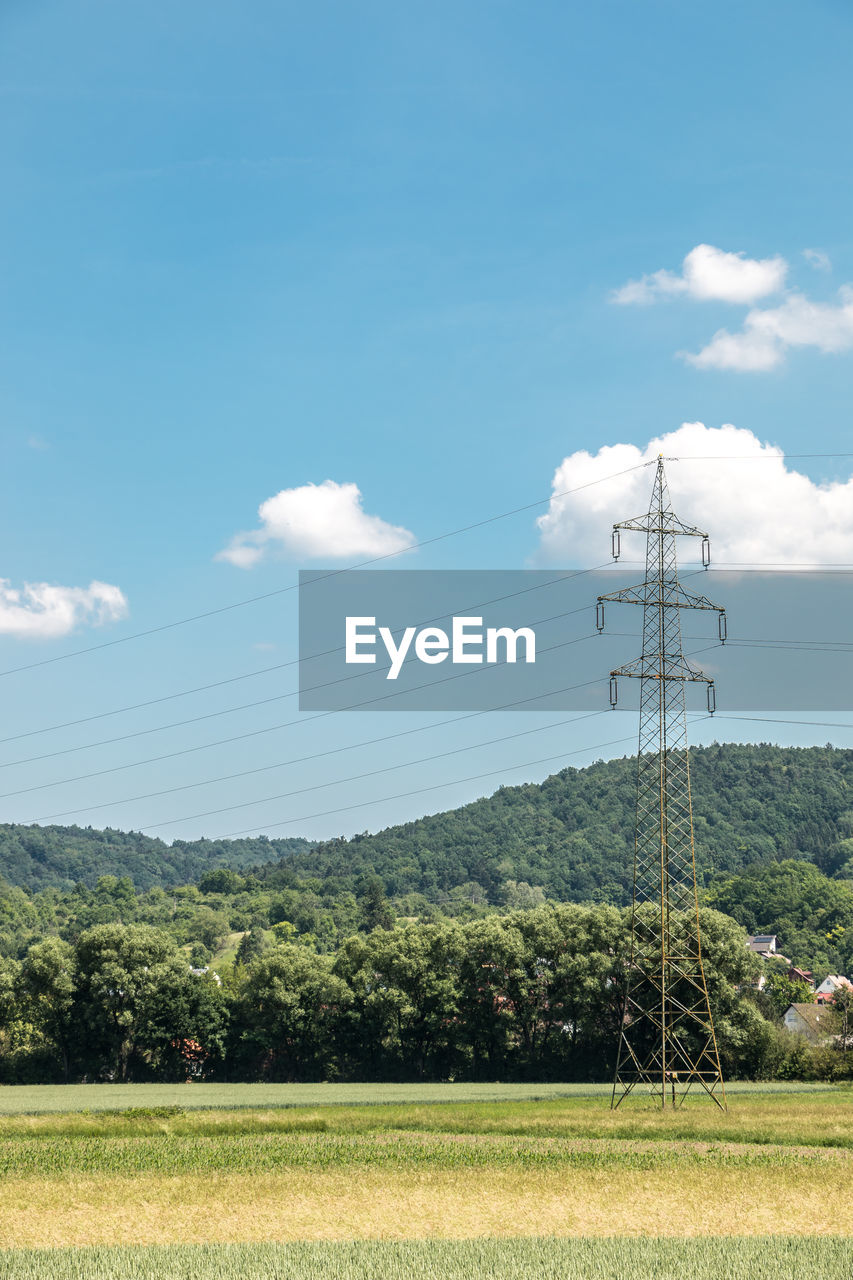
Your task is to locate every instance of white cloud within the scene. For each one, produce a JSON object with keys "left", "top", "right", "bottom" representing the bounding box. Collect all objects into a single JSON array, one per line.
[
  {"left": 217, "top": 479, "right": 417, "bottom": 567},
  {"left": 684, "top": 287, "right": 853, "bottom": 371},
  {"left": 683, "top": 328, "right": 783, "bottom": 372},
  {"left": 804, "top": 248, "right": 831, "bottom": 272},
  {"left": 612, "top": 244, "right": 787, "bottom": 306},
  {"left": 612, "top": 267, "right": 689, "bottom": 305},
  {"left": 536, "top": 422, "right": 853, "bottom": 566},
  {"left": 0, "top": 579, "right": 128, "bottom": 639}
]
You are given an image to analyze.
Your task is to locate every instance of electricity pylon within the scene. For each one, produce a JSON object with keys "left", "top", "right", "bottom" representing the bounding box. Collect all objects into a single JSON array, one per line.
[{"left": 596, "top": 457, "right": 728, "bottom": 1110}]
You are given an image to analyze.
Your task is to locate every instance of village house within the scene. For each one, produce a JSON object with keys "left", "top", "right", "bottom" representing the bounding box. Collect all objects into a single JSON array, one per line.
[
  {"left": 815, "top": 974, "right": 852, "bottom": 999},
  {"left": 782, "top": 1003, "right": 834, "bottom": 1044},
  {"left": 746, "top": 934, "right": 778, "bottom": 955}
]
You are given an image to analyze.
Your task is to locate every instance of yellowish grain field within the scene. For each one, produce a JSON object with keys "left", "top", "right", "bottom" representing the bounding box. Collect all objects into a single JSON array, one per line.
[{"left": 0, "top": 1086, "right": 850, "bottom": 1275}]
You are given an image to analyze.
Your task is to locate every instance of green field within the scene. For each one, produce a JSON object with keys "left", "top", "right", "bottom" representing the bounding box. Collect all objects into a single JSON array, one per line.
[
  {"left": 0, "top": 1078, "right": 840, "bottom": 1115},
  {"left": 1, "top": 1238, "right": 852, "bottom": 1280},
  {"left": 0, "top": 1086, "right": 850, "bottom": 1277}
]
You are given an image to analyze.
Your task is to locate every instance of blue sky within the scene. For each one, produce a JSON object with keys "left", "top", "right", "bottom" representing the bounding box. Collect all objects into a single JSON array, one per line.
[{"left": 1, "top": 0, "right": 853, "bottom": 844}]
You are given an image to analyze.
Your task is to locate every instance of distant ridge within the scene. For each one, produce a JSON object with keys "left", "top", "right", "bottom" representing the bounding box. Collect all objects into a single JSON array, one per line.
[
  {"left": 260, "top": 742, "right": 853, "bottom": 904},
  {"left": 0, "top": 825, "right": 314, "bottom": 892},
  {"left": 3, "top": 743, "right": 852, "bottom": 899}
]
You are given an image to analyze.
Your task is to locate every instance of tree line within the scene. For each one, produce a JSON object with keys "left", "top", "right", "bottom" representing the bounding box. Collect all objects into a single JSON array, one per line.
[
  {"left": 1, "top": 903, "right": 847, "bottom": 1086},
  {"left": 2, "top": 850, "right": 851, "bottom": 983}
]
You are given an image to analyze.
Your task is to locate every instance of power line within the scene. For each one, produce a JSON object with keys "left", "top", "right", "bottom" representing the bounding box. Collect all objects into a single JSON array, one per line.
[
  {"left": 0, "top": 656, "right": 303, "bottom": 748},
  {"left": 671, "top": 453, "right": 853, "bottom": 467},
  {"left": 700, "top": 713, "right": 853, "bottom": 732},
  {"left": 10, "top": 596, "right": 850, "bottom": 824},
  {"left": 721, "top": 640, "right": 853, "bottom": 655},
  {"left": 710, "top": 565, "right": 853, "bottom": 572},
  {"left": 122, "top": 709, "right": 853, "bottom": 838},
  {"left": 668, "top": 634, "right": 853, "bottom": 654},
  {"left": 20, "top": 704, "right": 853, "bottom": 839},
  {"left": 2, "top": 446, "right": 847, "bottom": 692},
  {"left": 4, "top": 447, "right": 852, "bottom": 843},
  {"left": 0, "top": 633, "right": 608, "bottom": 801},
  {"left": 0, "top": 600, "right": 604, "bottom": 772},
  {"left": 0, "top": 563, "right": 615, "bottom": 750},
  {"left": 611, "top": 629, "right": 853, "bottom": 654},
  {"left": 0, "top": 551, "right": 849, "bottom": 751},
  {"left": 216, "top": 727, "right": 660, "bottom": 841},
  {"left": 0, "top": 461, "right": 652, "bottom": 681},
  {"left": 138, "top": 709, "right": 616, "bottom": 832},
  {"left": 22, "top": 683, "right": 619, "bottom": 823},
  {"left": 3, "top": 443, "right": 851, "bottom": 823},
  {"left": 12, "top": 640, "right": 722, "bottom": 824},
  {"left": 104, "top": 704, "right": 853, "bottom": 842}
]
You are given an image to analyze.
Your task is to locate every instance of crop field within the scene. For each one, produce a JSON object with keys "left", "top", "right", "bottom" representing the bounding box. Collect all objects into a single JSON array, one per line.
[
  {"left": 0, "top": 1086, "right": 850, "bottom": 1277},
  {"left": 0, "top": 1078, "right": 837, "bottom": 1115},
  {"left": 1, "top": 1238, "right": 852, "bottom": 1280}
]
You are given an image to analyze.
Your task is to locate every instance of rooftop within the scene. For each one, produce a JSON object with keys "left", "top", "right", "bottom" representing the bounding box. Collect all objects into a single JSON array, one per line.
[{"left": 785, "top": 1003, "right": 828, "bottom": 1035}]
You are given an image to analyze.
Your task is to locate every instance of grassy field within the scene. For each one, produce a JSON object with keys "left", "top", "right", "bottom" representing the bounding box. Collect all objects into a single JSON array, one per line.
[
  {"left": 0, "top": 1087, "right": 850, "bottom": 1275},
  {"left": 2, "top": 1090, "right": 852, "bottom": 1147},
  {"left": 1, "top": 1238, "right": 852, "bottom": 1280},
  {"left": 0, "top": 1078, "right": 840, "bottom": 1114}
]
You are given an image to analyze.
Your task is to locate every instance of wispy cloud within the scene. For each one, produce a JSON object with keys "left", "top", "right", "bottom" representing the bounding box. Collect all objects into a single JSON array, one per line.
[
  {"left": 804, "top": 248, "right": 831, "bottom": 272},
  {"left": 0, "top": 579, "right": 127, "bottom": 639},
  {"left": 217, "top": 479, "right": 416, "bottom": 567},
  {"left": 684, "top": 287, "right": 853, "bottom": 371},
  {"left": 614, "top": 242, "right": 853, "bottom": 372}
]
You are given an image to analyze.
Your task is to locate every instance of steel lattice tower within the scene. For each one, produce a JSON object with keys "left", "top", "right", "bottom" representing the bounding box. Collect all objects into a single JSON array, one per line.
[{"left": 596, "top": 457, "right": 728, "bottom": 1110}]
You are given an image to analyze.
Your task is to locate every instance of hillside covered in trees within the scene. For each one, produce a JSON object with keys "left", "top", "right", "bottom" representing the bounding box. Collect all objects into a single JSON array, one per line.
[
  {"left": 0, "top": 742, "right": 851, "bottom": 1083},
  {"left": 0, "top": 826, "right": 314, "bottom": 893},
  {"left": 270, "top": 742, "right": 853, "bottom": 904},
  {"left": 0, "top": 743, "right": 850, "bottom": 977},
  {"left": 2, "top": 744, "right": 852, "bottom": 905}
]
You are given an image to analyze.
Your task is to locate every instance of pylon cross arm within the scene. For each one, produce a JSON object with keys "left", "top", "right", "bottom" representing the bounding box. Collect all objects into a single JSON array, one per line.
[
  {"left": 614, "top": 516, "right": 708, "bottom": 539},
  {"left": 597, "top": 583, "right": 723, "bottom": 612},
  {"left": 609, "top": 656, "right": 714, "bottom": 683}
]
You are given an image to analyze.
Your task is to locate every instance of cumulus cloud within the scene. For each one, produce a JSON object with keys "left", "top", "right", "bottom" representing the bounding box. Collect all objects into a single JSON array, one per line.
[
  {"left": 536, "top": 422, "right": 853, "bottom": 566},
  {"left": 0, "top": 579, "right": 128, "bottom": 639},
  {"left": 217, "top": 479, "right": 417, "bottom": 567},
  {"left": 684, "top": 287, "right": 853, "bottom": 371},
  {"left": 612, "top": 244, "right": 787, "bottom": 306}
]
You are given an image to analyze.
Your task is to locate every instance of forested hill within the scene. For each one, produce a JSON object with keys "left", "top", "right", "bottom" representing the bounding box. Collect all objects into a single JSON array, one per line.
[
  {"left": 264, "top": 743, "right": 853, "bottom": 905},
  {"left": 2, "top": 743, "right": 853, "bottom": 899},
  {"left": 0, "top": 825, "right": 314, "bottom": 892}
]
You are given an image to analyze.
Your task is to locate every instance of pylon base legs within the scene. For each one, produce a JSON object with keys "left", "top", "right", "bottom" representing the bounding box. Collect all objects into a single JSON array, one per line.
[
  {"left": 611, "top": 1071, "right": 727, "bottom": 1111},
  {"left": 611, "top": 1027, "right": 727, "bottom": 1110}
]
